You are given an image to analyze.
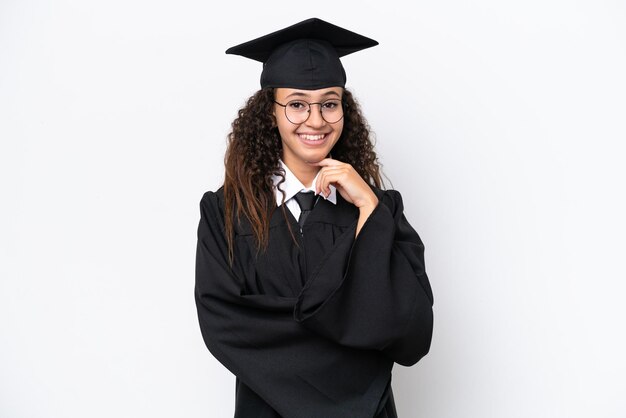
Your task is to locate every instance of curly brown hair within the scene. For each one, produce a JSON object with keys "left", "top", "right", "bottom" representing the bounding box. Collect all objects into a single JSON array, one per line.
[{"left": 223, "top": 87, "right": 382, "bottom": 262}]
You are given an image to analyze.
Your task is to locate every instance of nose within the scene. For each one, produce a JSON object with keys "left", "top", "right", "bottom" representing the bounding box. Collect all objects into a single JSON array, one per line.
[{"left": 305, "top": 103, "right": 326, "bottom": 128}]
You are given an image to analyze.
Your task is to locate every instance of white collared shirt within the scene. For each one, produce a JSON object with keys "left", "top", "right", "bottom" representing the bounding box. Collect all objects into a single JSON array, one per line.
[{"left": 271, "top": 160, "right": 337, "bottom": 220}]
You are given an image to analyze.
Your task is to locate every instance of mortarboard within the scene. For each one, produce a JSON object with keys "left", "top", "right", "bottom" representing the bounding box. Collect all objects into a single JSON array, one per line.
[{"left": 225, "top": 18, "right": 378, "bottom": 90}]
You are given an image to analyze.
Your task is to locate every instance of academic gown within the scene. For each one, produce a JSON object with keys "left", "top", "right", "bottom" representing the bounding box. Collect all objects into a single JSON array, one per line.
[{"left": 195, "top": 186, "right": 434, "bottom": 418}]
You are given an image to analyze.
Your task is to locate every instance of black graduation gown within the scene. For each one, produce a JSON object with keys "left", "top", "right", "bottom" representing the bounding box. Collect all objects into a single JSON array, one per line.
[{"left": 195, "top": 186, "right": 434, "bottom": 418}]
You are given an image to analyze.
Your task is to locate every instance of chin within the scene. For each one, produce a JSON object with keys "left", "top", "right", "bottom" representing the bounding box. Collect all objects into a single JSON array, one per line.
[{"left": 302, "top": 152, "right": 330, "bottom": 164}]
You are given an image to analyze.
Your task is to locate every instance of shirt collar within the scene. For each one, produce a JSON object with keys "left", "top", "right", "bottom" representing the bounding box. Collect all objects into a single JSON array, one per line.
[{"left": 272, "top": 160, "right": 337, "bottom": 206}]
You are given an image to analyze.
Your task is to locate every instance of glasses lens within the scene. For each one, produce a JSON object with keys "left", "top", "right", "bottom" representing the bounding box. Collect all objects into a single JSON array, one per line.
[
  {"left": 285, "top": 100, "right": 310, "bottom": 124},
  {"left": 283, "top": 99, "right": 344, "bottom": 124},
  {"left": 320, "top": 99, "right": 343, "bottom": 124}
]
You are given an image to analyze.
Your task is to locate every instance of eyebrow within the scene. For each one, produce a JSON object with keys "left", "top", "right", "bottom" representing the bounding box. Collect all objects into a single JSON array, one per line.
[{"left": 284, "top": 91, "right": 342, "bottom": 99}]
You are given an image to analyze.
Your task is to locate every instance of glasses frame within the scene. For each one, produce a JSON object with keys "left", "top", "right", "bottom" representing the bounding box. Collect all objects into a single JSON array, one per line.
[{"left": 273, "top": 98, "right": 345, "bottom": 125}]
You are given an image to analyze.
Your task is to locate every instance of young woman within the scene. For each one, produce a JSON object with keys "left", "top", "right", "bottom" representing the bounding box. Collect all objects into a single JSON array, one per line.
[{"left": 195, "top": 18, "right": 434, "bottom": 418}]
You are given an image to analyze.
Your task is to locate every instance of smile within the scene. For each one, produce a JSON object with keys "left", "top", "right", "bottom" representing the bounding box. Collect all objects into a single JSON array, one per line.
[{"left": 298, "top": 133, "right": 327, "bottom": 141}]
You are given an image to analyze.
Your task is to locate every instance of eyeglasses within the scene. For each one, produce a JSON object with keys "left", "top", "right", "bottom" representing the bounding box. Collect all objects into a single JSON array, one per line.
[{"left": 274, "top": 99, "right": 344, "bottom": 125}]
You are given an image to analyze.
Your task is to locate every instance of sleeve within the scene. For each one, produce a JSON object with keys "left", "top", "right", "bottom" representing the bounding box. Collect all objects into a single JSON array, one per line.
[
  {"left": 194, "top": 191, "right": 392, "bottom": 418},
  {"left": 293, "top": 189, "right": 434, "bottom": 366},
  {"left": 195, "top": 191, "right": 301, "bottom": 358}
]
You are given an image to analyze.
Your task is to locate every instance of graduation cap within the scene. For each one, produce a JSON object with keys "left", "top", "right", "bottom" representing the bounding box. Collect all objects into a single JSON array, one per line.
[{"left": 225, "top": 18, "right": 378, "bottom": 90}]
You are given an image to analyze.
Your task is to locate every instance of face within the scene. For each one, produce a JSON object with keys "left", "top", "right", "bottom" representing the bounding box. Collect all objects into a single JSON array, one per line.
[{"left": 273, "top": 87, "right": 344, "bottom": 170}]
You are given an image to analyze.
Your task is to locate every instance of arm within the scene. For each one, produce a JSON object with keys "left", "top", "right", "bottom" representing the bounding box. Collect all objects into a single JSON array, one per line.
[
  {"left": 294, "top": 189, "right": 434, "bottom": 366},
  {"left": 195, "top": 191, "right": 394, "bottom": 418}
]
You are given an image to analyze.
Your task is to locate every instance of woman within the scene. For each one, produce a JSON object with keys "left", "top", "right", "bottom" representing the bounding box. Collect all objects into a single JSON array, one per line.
[{"left": 195, "top": 18, "right": 434, "bottom": 418}]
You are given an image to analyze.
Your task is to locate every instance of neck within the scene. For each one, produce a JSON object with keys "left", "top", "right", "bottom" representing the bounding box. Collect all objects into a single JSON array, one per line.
[{"left": 283, "top": 160, "right": 319, "bottom": 188}]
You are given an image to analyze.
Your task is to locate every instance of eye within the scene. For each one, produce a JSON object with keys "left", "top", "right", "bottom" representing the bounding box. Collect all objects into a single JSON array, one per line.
[
  {"left": 322, "top": 100, "right": 340, "bottom": 109},
  {"left": 288, "top": 101, "right": 307, "bottom": 110}
]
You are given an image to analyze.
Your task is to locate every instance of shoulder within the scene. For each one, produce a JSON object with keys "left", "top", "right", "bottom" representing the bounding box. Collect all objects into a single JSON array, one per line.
[
  {"left": 199, "top": 186, "right": 226, "bottom": 220},
  {"left": 198, "top": 187, "right": 253, "bottom": 235},
  {"left": 200, "top": 186, "right": 225, "bottom": 203}
]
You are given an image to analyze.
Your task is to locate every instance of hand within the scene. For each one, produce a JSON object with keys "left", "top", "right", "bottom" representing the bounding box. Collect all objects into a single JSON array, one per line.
[{"left": 310, "top": 158, "right": 378, "bottom": 211}]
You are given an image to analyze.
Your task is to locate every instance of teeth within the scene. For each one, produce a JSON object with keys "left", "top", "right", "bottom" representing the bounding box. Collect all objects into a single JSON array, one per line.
[{"left": 299, "top": 134, "right": 325, "bottom": 141}]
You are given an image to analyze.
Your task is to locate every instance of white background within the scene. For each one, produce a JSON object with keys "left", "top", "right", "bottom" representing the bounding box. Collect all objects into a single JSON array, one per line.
[{"left": 1, "top": 1, "right": 625, "bottom": 417}]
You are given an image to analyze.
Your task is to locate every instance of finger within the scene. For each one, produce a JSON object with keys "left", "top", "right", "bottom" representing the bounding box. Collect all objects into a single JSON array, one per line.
[
  {"left": 317, "top": 167, "right": 350, "bottom": 191},
  {"left": 315, "top": 170, "right": 331, "bottom": 196},
  {"left": 313, "top": 161, "right": 352, "bottom": 193},
  {"left": 315, "top": 167, "right": 345, "bottom": 192},
  {"left": 321, "top": 168, "right": 372, "bottom": 202},
  {"left": 316, "top": 171, "right": 348, "bottom": 196},
  {"left": 309, "top": 158, "right": 343, "bottom": 167}
]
